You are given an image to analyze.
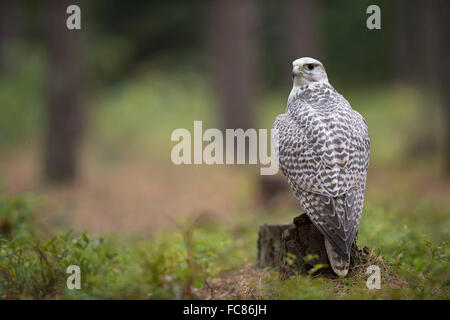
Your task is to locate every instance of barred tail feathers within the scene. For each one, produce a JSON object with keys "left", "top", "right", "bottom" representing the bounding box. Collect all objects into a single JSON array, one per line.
[{"left": 324, "top": 237, "right": 349, "bottom": 277}]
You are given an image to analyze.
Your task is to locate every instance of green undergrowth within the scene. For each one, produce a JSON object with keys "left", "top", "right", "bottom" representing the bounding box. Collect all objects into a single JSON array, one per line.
[
  {"left": 0, "top": 191, "right": 447, "bottom": 299},
  {"left": 0, "top": 192, "right": 251, "bottom": 299}
]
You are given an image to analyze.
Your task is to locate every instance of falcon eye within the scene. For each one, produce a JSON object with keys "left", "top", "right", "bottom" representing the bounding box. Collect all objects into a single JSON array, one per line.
[{"left": 306, "top": 64, "right": 315, "bottom": 70}]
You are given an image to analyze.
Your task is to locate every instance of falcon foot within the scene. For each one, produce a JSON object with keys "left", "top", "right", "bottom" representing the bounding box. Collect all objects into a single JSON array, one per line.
[{"left": 293, "top": 213, "right": 312, "bottom": 227}]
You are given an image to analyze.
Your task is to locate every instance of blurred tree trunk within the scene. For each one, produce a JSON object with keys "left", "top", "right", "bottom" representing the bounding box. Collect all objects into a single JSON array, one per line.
[
  {"left": 209, "top": 0, "right": 259, "bottom": 130},
  {"left": 395, "top": 0, "right": 449, "bottom": 169},
  {"left": 0, "top": 0, "right": 20, "bottom": 71},
  {"left": 285, "top": 0, "right": 318, "bottom": 61},
  {"left": 442, "top": 0, "right": 450, "bottom": 176},
  {"left": 395, "top": 0, "right": 441, "bottom": 87},
  {"left": 395, "top": 0, "right": 420, "bottom": 83},
  {"left": 45, "top": 0, "right": 83, "bottom": 183}
]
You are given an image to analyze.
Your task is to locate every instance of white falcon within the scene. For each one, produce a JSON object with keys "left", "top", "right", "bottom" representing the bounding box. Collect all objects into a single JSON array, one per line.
[{"left": 273, "top": 57, "right": 370, "bottom": 277}]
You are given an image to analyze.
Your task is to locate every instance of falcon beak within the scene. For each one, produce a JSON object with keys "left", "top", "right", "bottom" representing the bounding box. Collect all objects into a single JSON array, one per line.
[{"left": 292, "top": 65, "right": 302, "bottom": 78}]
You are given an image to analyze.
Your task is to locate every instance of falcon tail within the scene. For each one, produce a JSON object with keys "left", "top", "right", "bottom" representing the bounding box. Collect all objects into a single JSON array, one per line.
[{"left": 324, "top": 238, "right": 350, "bottom": 277}]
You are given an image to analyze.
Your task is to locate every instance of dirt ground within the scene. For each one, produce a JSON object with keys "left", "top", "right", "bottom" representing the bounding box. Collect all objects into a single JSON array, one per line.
[{"left": 199, "top": 265, "right": 271, "bottom": 299}]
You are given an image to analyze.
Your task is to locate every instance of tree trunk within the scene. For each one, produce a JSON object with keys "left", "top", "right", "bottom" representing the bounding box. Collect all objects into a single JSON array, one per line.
[
  {"left": 0, "top": 0, "right": 21, "bottom": 71},
  {"left": 441, "top": 0, "right": 450, "bottom": 177},
  {"left": 209, "top": 0, "right": 259, "bottom": 131},
  {"left": 44, "top": 0, "right": 83, "bottom": 183},
  {"left": 395, "top": 0, "right": 420, "bottom": 84},
  {"left": 285, "top": 0, "right": 318, "bottom": 61}
]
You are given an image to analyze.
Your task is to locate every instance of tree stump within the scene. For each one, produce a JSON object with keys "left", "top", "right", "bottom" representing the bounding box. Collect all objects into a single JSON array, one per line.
[
  {"left": 257, "top": 224, "right": 292, "bottom": 268},
  {"left": 257, "top": 214, "right": 362, "bottom": 278}
]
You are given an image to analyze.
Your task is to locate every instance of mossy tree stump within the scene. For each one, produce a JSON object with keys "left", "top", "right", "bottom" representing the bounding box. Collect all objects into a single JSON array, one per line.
[{"left": 257, "top": 214, "right": 362, "bottom": 278}]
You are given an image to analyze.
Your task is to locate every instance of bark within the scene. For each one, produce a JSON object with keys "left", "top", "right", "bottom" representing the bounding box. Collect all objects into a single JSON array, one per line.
[{"left": 257, "top": 223, "right": 291, "bottom": 268}]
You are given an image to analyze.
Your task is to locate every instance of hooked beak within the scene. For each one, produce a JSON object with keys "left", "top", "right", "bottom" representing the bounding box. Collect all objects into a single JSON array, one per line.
[{"left": 292, "top": 65, "right": 302, "bottom": 78}]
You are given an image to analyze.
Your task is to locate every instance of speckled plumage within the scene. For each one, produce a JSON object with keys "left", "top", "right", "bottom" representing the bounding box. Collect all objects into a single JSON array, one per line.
[{"left": 273, "top": 79, "right": 370, "bottom": 277}]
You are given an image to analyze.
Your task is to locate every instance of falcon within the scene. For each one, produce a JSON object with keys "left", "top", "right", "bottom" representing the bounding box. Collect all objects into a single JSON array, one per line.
[{"left": 272, "top": 57, "right": 370, "bottom": 277}]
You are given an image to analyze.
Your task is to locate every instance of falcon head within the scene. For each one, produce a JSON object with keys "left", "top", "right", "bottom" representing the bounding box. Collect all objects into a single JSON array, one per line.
[{"left": 292, "top": 57, "right": 329, "bottom": 86}]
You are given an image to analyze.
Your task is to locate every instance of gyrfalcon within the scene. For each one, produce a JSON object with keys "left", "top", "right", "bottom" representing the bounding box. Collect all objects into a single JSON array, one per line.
[{"left": 273, "top": 57, "right": 370, "bottom": 277}]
